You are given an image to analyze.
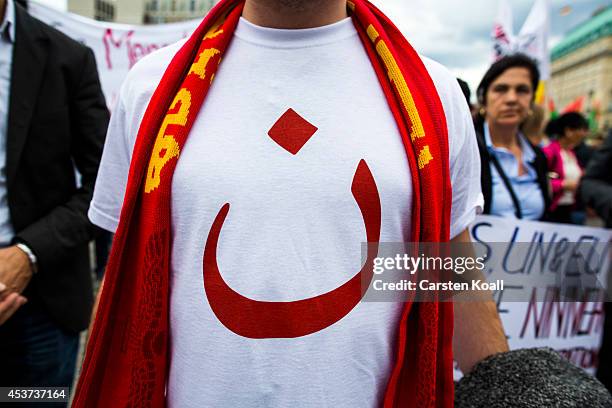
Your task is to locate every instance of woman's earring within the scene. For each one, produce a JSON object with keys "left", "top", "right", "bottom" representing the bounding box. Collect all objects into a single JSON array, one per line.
[
  {"left": 479, "top": 107, "right": 486, "bottom": 116},
  {"left": 527, "top": 109, "right": 534, "bottom": 117}
]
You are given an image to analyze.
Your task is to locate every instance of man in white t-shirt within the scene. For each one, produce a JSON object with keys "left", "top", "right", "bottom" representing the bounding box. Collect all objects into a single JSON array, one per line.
[{"left": 89, "top": 0, "right": 508, "bottom": 406}]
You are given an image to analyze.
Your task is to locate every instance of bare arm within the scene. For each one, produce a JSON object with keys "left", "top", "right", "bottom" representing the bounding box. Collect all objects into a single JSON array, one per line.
[{"left": 451, "top": 228, "right": 509, "bottom": 374}]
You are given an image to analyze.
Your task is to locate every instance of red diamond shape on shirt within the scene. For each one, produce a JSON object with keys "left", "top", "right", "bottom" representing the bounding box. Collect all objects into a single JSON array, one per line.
[{"left": 268, "top": 108, "right": 318, "bottom": 155}]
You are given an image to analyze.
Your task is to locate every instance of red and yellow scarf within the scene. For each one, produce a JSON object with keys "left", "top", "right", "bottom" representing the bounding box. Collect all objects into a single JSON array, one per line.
[{"left": 74, "top": 0, "right": 453, "bottom": 406}]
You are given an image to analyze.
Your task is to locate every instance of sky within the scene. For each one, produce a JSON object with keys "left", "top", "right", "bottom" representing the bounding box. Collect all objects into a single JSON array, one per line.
[
  {"left": 35, "top": 0, "right": 611, "bottom": 100},
  {"left": 368, "top": 0, "right": 610, "bottom": 98}
]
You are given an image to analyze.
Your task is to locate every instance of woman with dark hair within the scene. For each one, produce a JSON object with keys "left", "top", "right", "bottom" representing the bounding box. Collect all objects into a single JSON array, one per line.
[
  {"left": 542, "top": 112, "right": 589, "bottom": 223},
  {"left": 474, "top": 54, "right": 550, "bottom": 220}
]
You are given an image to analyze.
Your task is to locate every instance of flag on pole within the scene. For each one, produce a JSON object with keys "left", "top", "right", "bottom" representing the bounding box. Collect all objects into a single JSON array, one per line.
[
  {"left": 492, "top": 0, "right": 551, "bottom": 80},
  {"left": 561, "top": 95, "right": 586, "bottom": 114},
  {"left": 518, "top": 0, "right": 551, "bottom": 80},
  {"left": 492, "top": 0, "right": 515, "bottom": 61},
  {"left": 547, "top": 96, "right": 558, "bottom": 120}
]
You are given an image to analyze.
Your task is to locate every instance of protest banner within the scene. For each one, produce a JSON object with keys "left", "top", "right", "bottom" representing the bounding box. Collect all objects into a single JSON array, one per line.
[
  {"left": 453, "top": 215, "right": 611, "bottom": 378},
  {"left": 29, "top": 1, "right": 201, "bottom": 109}
]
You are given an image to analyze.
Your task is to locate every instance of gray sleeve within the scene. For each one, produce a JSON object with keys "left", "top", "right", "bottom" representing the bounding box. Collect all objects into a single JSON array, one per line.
[{"left": 580, "top": 132, "right": 612, "bottom": 226}]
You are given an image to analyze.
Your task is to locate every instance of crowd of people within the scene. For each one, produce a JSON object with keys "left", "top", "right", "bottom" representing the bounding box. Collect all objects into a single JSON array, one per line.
[
  {"left": 461, "top": 54, "right": 611, "bottom": 228},
  {"left": 0, "top": 0, "right": 611, "bottom": 406},
  {"left": 460, "top": 53, "right": 612, "bottom": 398}
]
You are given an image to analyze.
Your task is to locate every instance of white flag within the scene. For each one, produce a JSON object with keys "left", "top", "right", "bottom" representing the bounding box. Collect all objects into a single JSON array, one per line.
[
  {"left": 518, "top": 0, "right": 551, "bottom": 79},
  {"left": 492, "top": 0, "right": 551, "bottom": 80},
  {"left": 492, "top": 0, "right": 515, "bottom": 61}
]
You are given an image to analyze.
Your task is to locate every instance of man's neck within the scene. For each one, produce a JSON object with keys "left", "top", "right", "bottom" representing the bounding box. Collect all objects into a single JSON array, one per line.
[{"left": 242, "top": 0, "right": 348, "bottom": 29}]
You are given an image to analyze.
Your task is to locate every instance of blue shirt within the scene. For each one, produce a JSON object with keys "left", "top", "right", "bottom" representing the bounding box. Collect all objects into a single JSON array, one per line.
[
  {"left": 484, "top": 122, "right": 545, "bottom": 220},
  {"left": 0, "top": 0, "right": 15, "bottom": 245}
]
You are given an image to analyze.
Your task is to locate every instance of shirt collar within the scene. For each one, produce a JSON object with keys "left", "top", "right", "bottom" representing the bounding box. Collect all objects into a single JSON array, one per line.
[
  {"left": 484, "top": 120, "right": 536, "bottom": 162},
  {"left": 1, "top": 0, "right": 15, "bottom": 44}
]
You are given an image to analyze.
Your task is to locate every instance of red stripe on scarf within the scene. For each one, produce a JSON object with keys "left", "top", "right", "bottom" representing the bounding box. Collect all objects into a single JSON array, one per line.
[{"left": 74, "top": 1, "right": 453, "bottom": 406}]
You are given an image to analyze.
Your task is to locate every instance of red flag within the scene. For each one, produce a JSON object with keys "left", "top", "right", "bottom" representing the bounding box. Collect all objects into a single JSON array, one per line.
[
  {"left": 547, "top": 96, "right": 558, "bottom": 119},
  {"left": 561, "top": 95, "right": 585, "bottom": 113}
]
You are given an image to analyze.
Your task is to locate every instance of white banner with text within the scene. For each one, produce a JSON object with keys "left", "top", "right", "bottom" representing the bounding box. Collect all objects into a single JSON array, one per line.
[{"left": 30, "top": 2, "right": 200, "bottom": 110}]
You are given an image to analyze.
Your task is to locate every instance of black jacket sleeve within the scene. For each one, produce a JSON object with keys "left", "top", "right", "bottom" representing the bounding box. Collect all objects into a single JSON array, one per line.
[
  {"left": 14, "top": 48, "right": 108, "bottom": 270},
  {"left": 580, "top": 132, "right": 612, "bottom": 227}
]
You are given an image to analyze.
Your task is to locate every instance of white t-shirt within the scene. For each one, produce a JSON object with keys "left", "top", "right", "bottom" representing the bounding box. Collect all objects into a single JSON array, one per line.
[{"left": 90, "top": 17, "right": 482, "bottom": 408}]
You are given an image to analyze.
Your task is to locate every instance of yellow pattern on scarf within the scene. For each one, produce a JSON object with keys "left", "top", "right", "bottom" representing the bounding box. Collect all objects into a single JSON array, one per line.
[
  {"left": 145, "top": 88, "right": 191, "bottom": 193},
  {"left": 366, "top": 24, "right": 432, "bottom": 169},
  {"left": 189, "top": 48, "right": 221, "bottom": 79},
  {"left": 418, "top": 145, "right": 433, "bottom": 169},
  {"left": 145, "top": 18, "right": 226, "bottom": 194},
  {"left": 366, "top": 25, "right": 425, "bottom": 141}
]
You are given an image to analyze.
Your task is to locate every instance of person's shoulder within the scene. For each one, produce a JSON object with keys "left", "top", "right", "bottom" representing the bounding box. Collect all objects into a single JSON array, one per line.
[
  {"left": 419, "top": 55, "right": 465, "bottom": 107},
  {"left": 119, "top": 38, "right": 188, "bottom": 112},
  {"left": 541, "top": 138, "right": 559, "bottom": 153},
  {"left": 418, "top": 55, "right": 472, "bottom": 135},
  {"left": 126, "top": 38, "right": 187, "bottom": 82},
  {"left": 17, "top": 5, "right": 88, "bottom": 54},
  {"left": 417, "top": 55, "right": 480, "bottom": 165},
  {"left": 419, "top": 56, "right": 455, "bottom": 86}
]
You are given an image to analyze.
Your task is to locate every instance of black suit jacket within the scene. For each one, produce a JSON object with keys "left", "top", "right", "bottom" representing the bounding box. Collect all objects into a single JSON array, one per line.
[
  {"left": 6, "top": 4, "right": 108, "bottom": 332},
  {"left": 474, "top": 125, "right": 551, "bottom": 221}
]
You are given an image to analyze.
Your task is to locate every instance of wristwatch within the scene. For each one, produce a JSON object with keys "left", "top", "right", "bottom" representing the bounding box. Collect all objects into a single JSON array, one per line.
[{"left": 15, "top": 242, "right": 38, "bottom": 274}]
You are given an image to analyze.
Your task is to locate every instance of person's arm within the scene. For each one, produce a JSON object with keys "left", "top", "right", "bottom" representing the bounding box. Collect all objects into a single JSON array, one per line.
[
  {"left": 431, "top": 66, "right": 508, "bottom": 373},
  {"left": 542, "top": 144, "right": 565, "bottom": 198},
  {"left": 13, "top": 47, "right": 109, "bottom": 271},
  {"left": 451, "top": 228, "right": 509, "bottom": 374}
]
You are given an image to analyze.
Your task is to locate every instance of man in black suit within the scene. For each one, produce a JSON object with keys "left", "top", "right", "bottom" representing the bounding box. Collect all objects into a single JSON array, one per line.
[{"left": 0, "top": 0, "right": 108, "bottom": 388}]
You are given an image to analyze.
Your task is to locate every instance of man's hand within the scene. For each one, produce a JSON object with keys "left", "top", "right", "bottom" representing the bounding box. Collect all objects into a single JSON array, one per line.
[
  {"left": 0, "top": 246, "right": 33, "bottom": 294},
  {"left": 0, "top": 283, "right": 27, "bottom": 325}
]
